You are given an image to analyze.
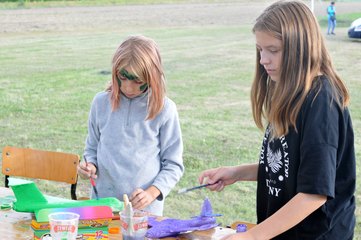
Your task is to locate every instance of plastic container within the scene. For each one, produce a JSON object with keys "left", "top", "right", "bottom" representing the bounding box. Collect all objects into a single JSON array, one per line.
[
  {"left": 236, "top": 223, "right": 247, "bottom": 233},
  {"left": 48, "top": 212, "right": 80, "bottom": 240}
]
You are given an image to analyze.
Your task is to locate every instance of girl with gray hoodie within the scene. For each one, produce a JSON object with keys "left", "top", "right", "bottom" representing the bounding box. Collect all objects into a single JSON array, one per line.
[{"left": 78, "top": 35, "right": 184, "bottom": 216}]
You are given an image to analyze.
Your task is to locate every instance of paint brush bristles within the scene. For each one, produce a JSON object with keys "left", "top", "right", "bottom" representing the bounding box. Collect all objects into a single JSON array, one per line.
[
  {"left": 90, "top": 178, "right": 99, "bottom": 199},
  {"left": 123, "top": 194, "right": 130, "bottom": 207},
  {"left": 83, "top": 156, "right": 99, "bottom": 200}
]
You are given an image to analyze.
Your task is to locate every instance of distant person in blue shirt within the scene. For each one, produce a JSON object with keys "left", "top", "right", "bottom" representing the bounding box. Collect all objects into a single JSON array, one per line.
[
  {"left": 327, "top": 1, "right": 336, "bottom": 35},
  {"left": 78, "top": 35, "right": 184, "bottom": 216}
]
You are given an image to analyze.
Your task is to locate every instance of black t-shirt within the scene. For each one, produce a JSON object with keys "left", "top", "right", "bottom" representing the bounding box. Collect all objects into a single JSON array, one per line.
[{"left": 256, "top": 76, "right": 355, "bottom": 239}]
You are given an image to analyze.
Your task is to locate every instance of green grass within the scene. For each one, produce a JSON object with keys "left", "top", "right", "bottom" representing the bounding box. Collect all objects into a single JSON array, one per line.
[
  {"left": 0, "top": 1, "right": 360, "bottom": 238},
  {"left": 319, "top": 11, "right": 361, "bottom": 27}
]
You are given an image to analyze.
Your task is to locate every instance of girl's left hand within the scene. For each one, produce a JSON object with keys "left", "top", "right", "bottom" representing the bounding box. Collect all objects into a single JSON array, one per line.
[{"left": 130, "top": 188, "right": 156, "bottom": 210}]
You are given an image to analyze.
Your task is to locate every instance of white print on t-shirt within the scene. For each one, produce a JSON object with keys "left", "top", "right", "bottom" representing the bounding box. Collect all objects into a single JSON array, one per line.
[
  {"left": 259, "top": 126, "right": 270, "bottom": 166},
  {"left": 267, "top": 144, "right": 282, "bottom": 173},
  {"left": 266, "top": 179, "right": 282, "bottom": 196},
  {"left": 279, "top": 135, "right": 290, "bottom": 178},
  {"left": 259, "top": 127, "right": 270, "bottom": 165},
  {"left": 260, "top": 125, "right": 291, "bottom": 197}
]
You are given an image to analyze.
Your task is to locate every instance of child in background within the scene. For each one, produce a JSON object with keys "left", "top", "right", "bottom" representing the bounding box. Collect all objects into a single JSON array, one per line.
[
  {"left": 199, "top": 1, "right": 355, "bottom": 239},
  {"left": 78, "top": 35, "right": 184, "bottom": 216},
  {"left": 327, "top": 1, "right": 336, "bottom": 35}
]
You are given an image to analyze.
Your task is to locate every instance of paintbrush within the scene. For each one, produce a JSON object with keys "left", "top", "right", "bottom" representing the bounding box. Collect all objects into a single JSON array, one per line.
[
  {"left": 123, "top": 194, "right": 130, "bottom": 207},
  {"left": 178, "top": 183, "right": 215, "bottom": 194},
  {"left": 83, "top": 156, "right": 99, "bottom": 200}
]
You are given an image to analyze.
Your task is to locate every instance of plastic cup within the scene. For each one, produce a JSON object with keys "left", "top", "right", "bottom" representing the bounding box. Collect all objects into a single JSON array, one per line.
[
  {"left": 120, "top": 210, "right": 148, "bottom": 240},
  {"left": 48, "top": 212, "right": 80, "bottom": 240}
]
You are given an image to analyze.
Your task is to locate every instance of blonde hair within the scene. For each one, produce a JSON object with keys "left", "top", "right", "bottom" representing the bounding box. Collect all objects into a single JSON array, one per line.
[
  {"left": 251, "top": 0, "right": 349, "bottom": 138},
  {"left": 107, "top": 35, "right": 166, "bottom": 120}
]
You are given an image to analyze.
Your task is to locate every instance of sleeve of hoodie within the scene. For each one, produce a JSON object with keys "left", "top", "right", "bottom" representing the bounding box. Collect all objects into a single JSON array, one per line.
[
  {"left": 83, "top": 92, "right": 103, "bottom": 169},
  {"left": 152, "top": 99, "right": 184, "bottom": 200}
]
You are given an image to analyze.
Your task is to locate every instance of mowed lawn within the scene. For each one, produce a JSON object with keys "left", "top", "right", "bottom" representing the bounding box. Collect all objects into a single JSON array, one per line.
[{"left": 0, "top": 1, "right": 360, "bottom": 237}]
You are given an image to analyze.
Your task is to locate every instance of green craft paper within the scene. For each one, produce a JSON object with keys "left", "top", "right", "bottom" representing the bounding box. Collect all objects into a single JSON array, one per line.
[
  {"left": 9, "top": 178, "right": 47, "bottom": 204},
  {"left": 9, "top": 178, "right": 123, "bottom": 213}
]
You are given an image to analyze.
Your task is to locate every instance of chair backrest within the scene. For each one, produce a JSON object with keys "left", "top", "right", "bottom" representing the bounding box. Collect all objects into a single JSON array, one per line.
[{"left": 1, "top": 146, "right": 80, "bottom": 200}]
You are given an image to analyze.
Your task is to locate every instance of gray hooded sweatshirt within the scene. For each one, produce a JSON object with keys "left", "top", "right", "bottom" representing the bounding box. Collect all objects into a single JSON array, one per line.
[{"left": 84, "top": 90, "right": 184, "bottom": 215}]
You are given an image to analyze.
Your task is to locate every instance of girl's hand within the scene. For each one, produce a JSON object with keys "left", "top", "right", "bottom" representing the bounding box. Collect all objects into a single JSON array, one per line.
[
  {"left": 77, "top": 161, "right": 97, "bottom": 180},
  {"left": 198, "top": 166, "right": 240, "bottom": 192},
  {"left": 130, "top": 187, "right": 159, "bottom": 210}
]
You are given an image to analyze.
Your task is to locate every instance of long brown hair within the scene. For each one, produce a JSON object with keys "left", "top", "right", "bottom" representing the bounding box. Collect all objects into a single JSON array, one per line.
[
  {"left": 251, "top": 0, "right": 349, "bottom": 138},
  {"left": 107, "top": 35, "right": 166, "bottom": 120}
]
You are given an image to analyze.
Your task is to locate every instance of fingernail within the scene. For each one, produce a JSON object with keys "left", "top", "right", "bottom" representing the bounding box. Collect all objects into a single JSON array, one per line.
[{"left": 202, "top": 177, "right": 209, "bottom": 185}]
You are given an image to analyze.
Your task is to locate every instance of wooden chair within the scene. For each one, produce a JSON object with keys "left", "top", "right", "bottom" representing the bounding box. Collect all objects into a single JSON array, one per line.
[{"left": 1, "top": 146, "right": 80, "bottom": 200}]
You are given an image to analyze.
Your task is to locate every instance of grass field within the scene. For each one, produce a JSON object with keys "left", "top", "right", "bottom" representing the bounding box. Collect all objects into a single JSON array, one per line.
[{"left": 0, "top": 0, "right": 360, "bottom": 238}]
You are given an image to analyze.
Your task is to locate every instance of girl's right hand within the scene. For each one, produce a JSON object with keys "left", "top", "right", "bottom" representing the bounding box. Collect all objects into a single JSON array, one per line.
[
  {"left": 198, "top": 166, "right": 240, "bottom": 192},
  {"left": 77, "top": 161, "right": 97, "bottom": 180}
]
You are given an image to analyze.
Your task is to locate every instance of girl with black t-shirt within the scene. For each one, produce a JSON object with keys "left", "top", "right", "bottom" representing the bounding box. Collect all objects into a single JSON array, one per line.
[{"left": 198, "top": 1, "right": 356, "bottom": 239}]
